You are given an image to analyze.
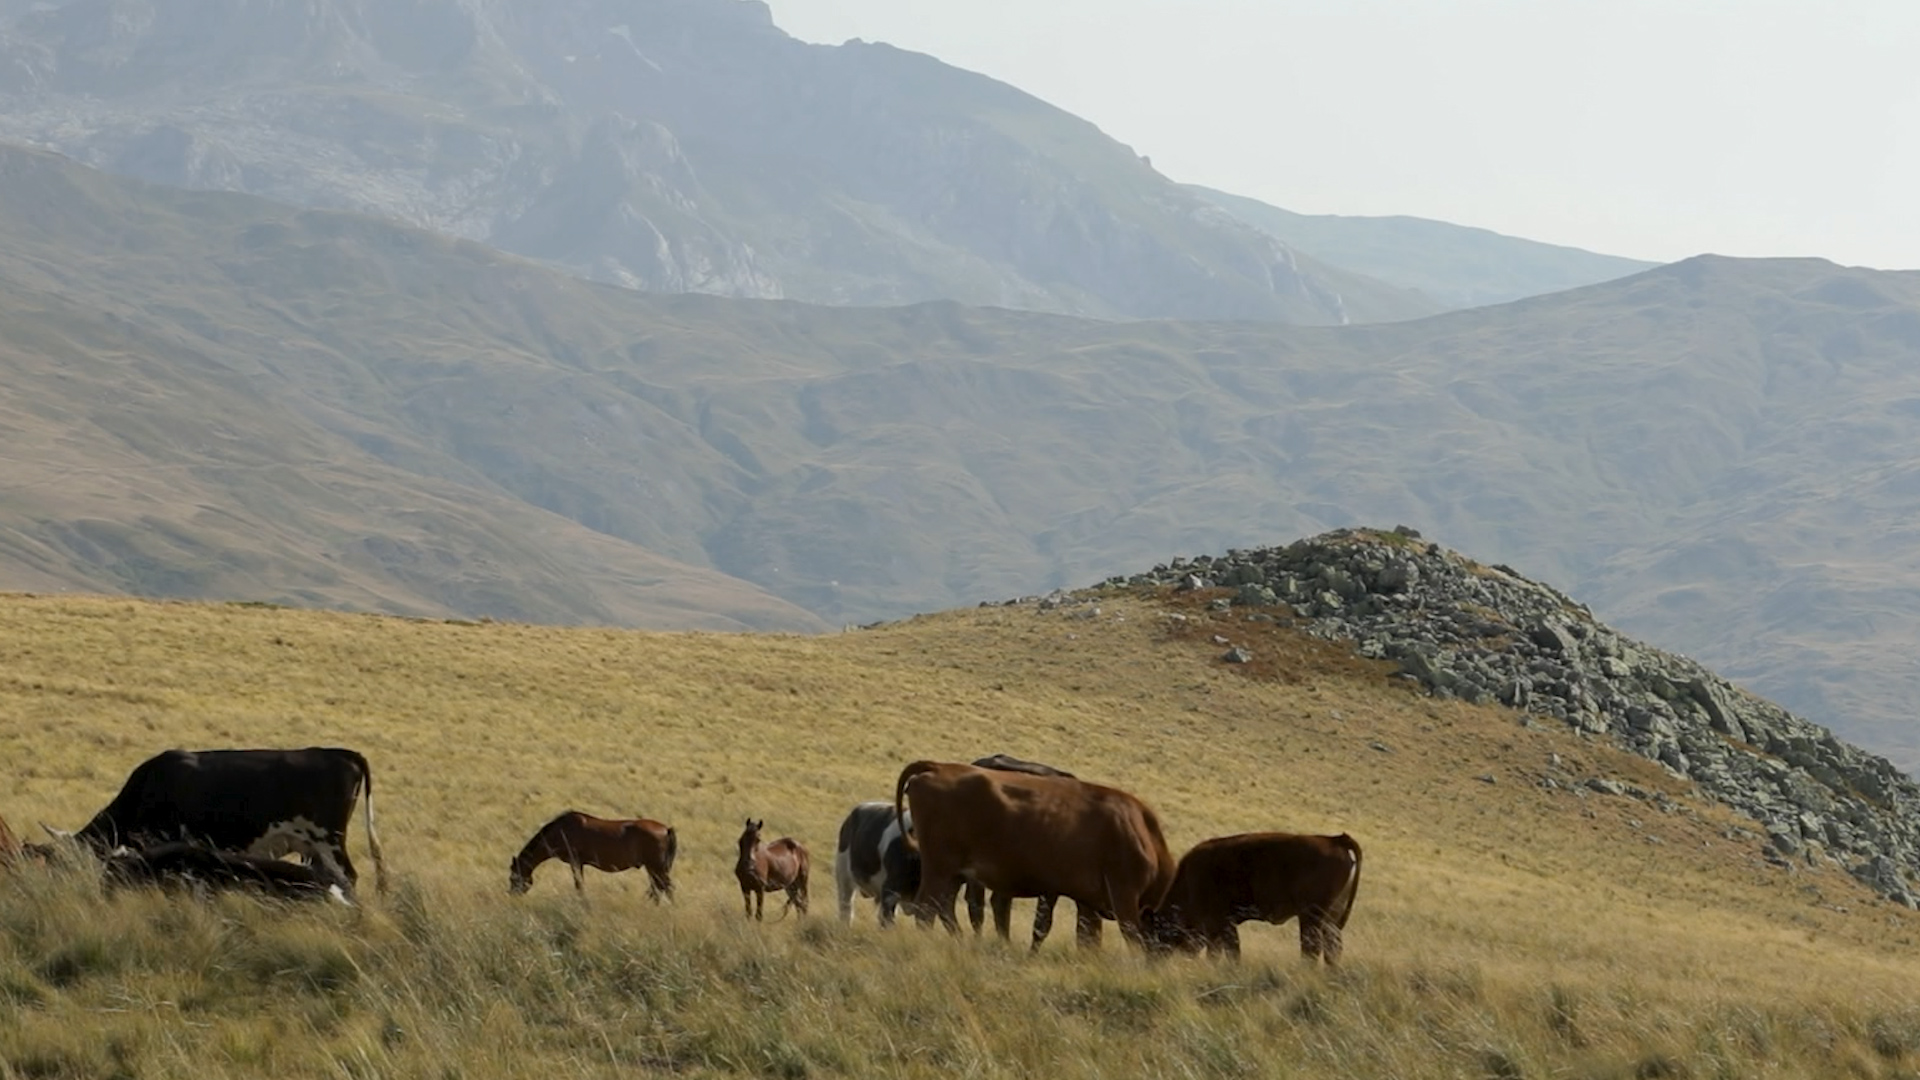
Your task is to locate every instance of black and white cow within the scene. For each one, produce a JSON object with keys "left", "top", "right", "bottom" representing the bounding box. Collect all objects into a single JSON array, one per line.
[
  {"left": 834, "top": 800, "right": 920, "bottom": 926},
  {"left": 48, "top": 747, "right": 387, "bottom": 898},
  {"left": 104, "top": 840, "right": 354, "bottom": 905}
]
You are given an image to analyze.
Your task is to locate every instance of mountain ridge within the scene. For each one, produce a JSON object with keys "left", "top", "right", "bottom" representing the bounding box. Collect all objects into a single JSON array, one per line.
[
  {"left": 5, "top": 144, "right": 1920, "bottom": 771},
  {"left": 0, "top": 0, "right": 1437, "bottom": 325},
  {"left": 1187, "top": 183, "right": 1658, "bottom": 309}
]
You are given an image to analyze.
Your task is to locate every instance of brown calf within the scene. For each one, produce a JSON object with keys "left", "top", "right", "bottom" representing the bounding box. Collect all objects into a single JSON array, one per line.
[
  {"left": 1142, "top": 832, "right": 1362, "bottom": 962},
  {"left": 509, "top": 810, "right": 678, "bottom": 900},
  {"left": 735, "top": 818, "right": 809, "bottom": 920},
  {"left": 894, "top": 760, "right": 1176, "bottom": 948}
]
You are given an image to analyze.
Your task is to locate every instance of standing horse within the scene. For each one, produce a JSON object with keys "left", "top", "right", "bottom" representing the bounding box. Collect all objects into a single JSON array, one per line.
[
  {"left": 734, "top": 818, "right": 809, "bottom": 920},
  {"left": 508, "top": 810, "right": 677, "bottom": 900}
]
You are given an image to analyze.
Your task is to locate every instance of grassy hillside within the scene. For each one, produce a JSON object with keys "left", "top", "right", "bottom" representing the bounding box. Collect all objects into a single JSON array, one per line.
[
  {"left": 1187, "top": 184, "right": 1657, "bottom": 309},
  {"left": 2, "top": 589, "right": 1917, "bottom": 1078}
]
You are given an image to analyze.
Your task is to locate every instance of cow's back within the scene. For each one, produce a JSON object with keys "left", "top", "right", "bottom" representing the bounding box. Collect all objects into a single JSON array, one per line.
[
  {"left": 82, "top": 747, "right": 369, "bottom": 849},
  {"left": 1167, "top": 833, "right": 1358, "bottom": 922}
]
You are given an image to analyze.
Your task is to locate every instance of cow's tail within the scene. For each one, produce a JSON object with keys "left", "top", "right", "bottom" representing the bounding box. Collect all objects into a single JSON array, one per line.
[
  {"left": 1330, "top": 833, "right": 1362, "bottom": 929},
  {"left": 342, "top": 749, "right": 388, "bottom": 895},
  {"left": 663, "top": 826, "right": 679, "bottom": 874},
  {"left": 892, "top": 761, "right": 942, "bottom": 853}
]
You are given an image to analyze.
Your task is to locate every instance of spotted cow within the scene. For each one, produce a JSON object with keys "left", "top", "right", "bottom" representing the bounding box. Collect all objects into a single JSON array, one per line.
[{"left": 50, "top": 747, "right": 386, "bottom": 898}]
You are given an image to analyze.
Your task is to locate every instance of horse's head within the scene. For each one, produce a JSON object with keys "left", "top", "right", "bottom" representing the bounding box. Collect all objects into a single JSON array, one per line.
[
  {"left": 735, "top": 818, "right": 765, "bottom": 874},
  {"left": 736, "top": 818, "right": 764, "bottom": 852}
]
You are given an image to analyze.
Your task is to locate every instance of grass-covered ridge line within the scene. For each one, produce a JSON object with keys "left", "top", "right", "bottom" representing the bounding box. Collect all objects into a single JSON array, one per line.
[{"left": 2, "top": 590, "right": 1918, "bottom": 1077}]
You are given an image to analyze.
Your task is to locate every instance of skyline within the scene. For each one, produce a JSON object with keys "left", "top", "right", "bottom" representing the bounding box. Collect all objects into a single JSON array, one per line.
[{"left": 767, "top": 0, "right": 1920, "bottom": 271}]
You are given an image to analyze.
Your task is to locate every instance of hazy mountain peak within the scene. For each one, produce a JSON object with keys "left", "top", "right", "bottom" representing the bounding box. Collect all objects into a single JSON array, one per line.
[{"left": 0, "top": 0, "right": 1433, "bottom": 324}]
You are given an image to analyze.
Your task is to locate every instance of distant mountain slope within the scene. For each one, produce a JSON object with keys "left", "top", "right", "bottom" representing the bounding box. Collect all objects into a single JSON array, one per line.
[
  {"left": 0, "top": 0, "right": 1435, "bottom": 325},
  {"left": 7, "top": 145, "right": 1920, "bottom": 768},
  {"left": 1188, "top": 184, "right": 1657, "bottom": 309}
]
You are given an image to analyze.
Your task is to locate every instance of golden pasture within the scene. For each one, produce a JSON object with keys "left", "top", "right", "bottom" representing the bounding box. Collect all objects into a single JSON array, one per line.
[{"left": 1, "top": 588, "right": 1917, "bottom": 1079}]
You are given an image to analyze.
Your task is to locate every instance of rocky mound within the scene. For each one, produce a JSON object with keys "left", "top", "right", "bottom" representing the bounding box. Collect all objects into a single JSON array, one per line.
[{"left": 1106, "top": 527, "right": 1920, "bottom": 907}]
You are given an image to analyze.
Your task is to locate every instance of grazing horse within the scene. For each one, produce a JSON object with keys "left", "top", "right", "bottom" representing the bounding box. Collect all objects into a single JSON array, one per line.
[
  {"left": 509, "top": 810, "right": 678, "bottom": 900},
  {"left": 734, "top": 818, "right": 809, "bottom": 920}
]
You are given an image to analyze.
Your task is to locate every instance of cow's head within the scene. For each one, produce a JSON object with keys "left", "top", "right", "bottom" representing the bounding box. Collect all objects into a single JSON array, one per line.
[{"left": 1136, "top": 906, "right": 1198, "bottom": 955}]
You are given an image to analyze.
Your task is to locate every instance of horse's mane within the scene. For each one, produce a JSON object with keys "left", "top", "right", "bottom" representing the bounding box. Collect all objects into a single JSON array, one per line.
[{"left": 512, "top": 809, "right": 588, "bottom": 866}]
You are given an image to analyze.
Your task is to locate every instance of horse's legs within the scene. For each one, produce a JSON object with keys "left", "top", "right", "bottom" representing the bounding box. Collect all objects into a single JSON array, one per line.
[
  {"left": 755, "top": 889, "right": 766, "bottom": 921},
  {"left": 571, "top": 860, "right": 585, "bottom": 893}
]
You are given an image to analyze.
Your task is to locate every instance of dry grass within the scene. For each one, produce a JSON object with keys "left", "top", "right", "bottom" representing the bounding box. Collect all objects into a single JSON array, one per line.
[{"left": 2, "top": 587, "right": 1918, "bottom": 1079}]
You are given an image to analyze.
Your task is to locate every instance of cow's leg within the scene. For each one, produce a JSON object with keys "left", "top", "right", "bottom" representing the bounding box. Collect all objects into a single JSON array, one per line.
[
  {"left": 1113, "top": 895, "right": 1148, "bottom": 951},
  {"left": 915, "top": 866, "right": 963, "bottom": 934},
  {"left": 1206, "top": 922, "right": 1241, "bottom": 960},
  {"left": 1029, "top": 895, "right": 1056, "bottom": 952},
  {"left": 992, "top": 891, "right": 1016, "bottom": 940},
  {"left": 1302, "top": 914, "right": 1341, "bottom": 964},
  {"left": 965, "top": 880, "right": 987, "bottom": 935},
  {"left": 323, "top": 832, "right": 358, "bottom": 893},
  {"left": 834, "top": 849, "right": 857, "bottom": 925},
  {"left": 1074, "top": 902, "right": 1103, "bottom": 949},
  {"left": 879, "top": 889, "right": 898, "bottom": 928}
]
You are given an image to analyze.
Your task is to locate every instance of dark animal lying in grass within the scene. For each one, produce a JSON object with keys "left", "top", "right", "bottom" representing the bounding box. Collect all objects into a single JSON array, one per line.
[{"left": 103, "top": 840, "right": 353, "bottom": 904}]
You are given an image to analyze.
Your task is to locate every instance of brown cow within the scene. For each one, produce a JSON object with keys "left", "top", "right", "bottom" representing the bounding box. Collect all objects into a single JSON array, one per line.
[
  {"left": 735, "top": 818, "right": 809, "bottom": 920},
  {"left": 509, "top": 810, "right": 678, "bottom": 900},
  {"left": 1141, "top": 832, "right": 1362, "bottom": 962},
  {"left": 893, "top": 760, "right": 1176, "bottom": 948}
]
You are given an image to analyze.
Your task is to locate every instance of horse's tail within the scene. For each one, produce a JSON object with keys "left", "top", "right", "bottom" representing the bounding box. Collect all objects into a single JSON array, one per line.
[
  {"left": 893, "top": 761, "right": 943, "bottom": 852},
  {"left": 336, "top": 748, "right": 388, "bottom": 895},
  {"left": 1329, "top": 833, "right": 1362, "bottom": 929}
]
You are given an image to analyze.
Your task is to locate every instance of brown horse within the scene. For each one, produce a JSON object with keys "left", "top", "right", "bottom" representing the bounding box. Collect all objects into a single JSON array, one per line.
[
  {"left": 509, "top": 810, "right": 677, "bottom": 900},
  {"left": 734, "top": 818, "right": 809, "bottom": 920}
]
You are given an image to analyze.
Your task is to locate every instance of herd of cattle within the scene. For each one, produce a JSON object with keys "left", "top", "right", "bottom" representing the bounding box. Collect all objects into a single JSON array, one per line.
[{"left": 0, "top": 747, "right": 1363, "bottom": 961}]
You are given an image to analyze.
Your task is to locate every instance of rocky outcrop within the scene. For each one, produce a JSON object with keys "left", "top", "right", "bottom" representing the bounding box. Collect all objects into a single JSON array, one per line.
[{"left": 1107, "top": 527, "right": 1920, "bottom": 908}]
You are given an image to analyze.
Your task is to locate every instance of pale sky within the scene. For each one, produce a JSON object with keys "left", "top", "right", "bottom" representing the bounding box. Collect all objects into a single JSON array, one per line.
[{"left": 765, "top": 0, "right": 1920, "bottom": 270}]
